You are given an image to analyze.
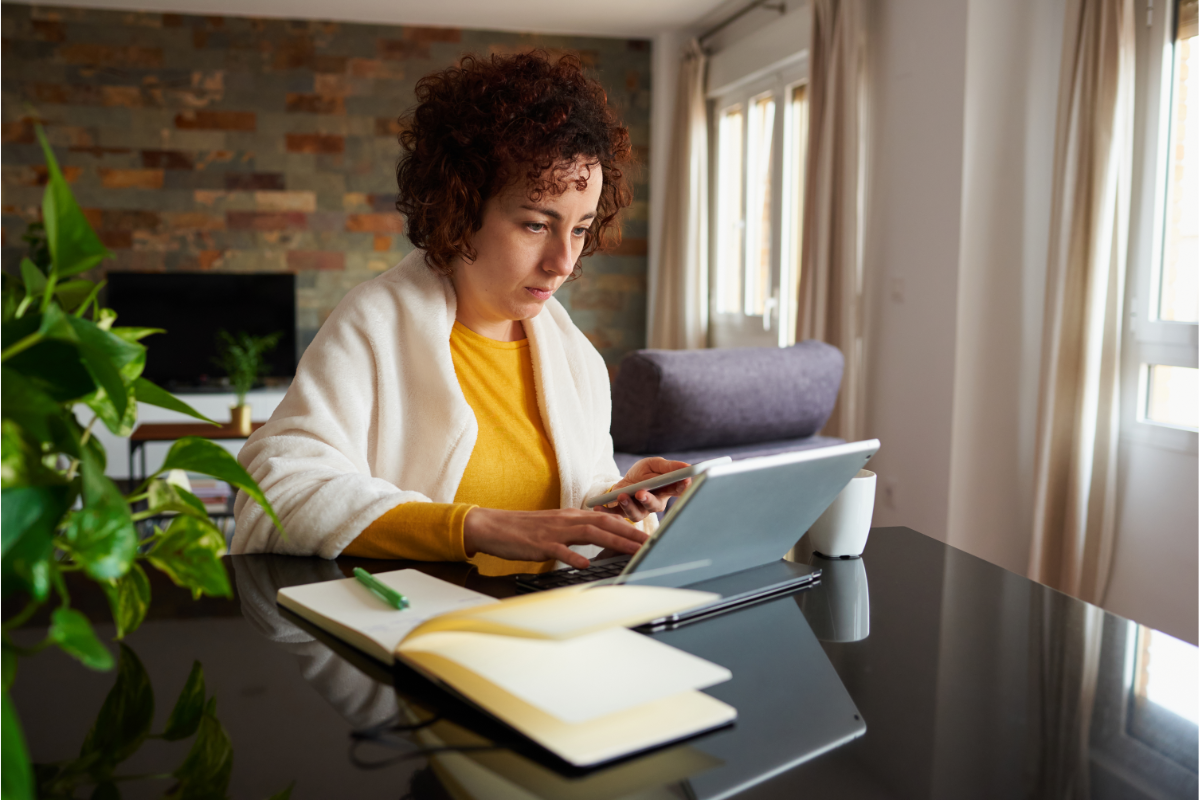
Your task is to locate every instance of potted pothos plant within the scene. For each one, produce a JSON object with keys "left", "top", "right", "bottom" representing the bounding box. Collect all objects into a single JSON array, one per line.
[
  {"left": 1, "top": 127, "right": 285, "bottom": 800},
  {"left": 213, "top": 329, "right": 282, "bottom": 436}
]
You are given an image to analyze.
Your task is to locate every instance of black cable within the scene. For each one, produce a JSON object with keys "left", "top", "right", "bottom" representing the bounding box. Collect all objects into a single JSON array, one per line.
[
  {"left": 349, "top": 738, "right": 498, "bottom": 770},
  {"left": 350, "top": 712, "right": 444, "bottom": 741},
  {"left": 349, "top": 712, "right": 499, "bottom": 771}
]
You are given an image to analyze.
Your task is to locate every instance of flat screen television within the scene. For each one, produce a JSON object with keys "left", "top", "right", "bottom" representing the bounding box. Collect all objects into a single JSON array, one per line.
[{"left": 105, "top": 272, "right": 297, "bottom": 390}]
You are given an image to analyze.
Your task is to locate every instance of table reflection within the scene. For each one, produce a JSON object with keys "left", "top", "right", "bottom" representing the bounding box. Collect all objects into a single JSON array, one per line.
[
  {"left": 797, "top": 554, "right": 870, "bottom": 643},
  {"left": 231, "top": 555, "right": 722, "bottom": 799},
  {"left": 808, "top": 529, "right": 1199, "bottom": 800},
  {"left": 11, "top": 528, "right": 1193, "bottom": 799}
]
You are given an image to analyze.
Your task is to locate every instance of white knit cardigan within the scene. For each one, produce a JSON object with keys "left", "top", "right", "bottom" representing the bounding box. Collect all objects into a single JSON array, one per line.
[{"left": 231, "top": 250, "right": 654, "bottom": 558}]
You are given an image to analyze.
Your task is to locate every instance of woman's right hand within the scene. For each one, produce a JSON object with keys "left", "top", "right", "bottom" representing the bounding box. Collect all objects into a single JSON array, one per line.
[{"left": 462, "top": 507, "right": 648, "bottom": 569}]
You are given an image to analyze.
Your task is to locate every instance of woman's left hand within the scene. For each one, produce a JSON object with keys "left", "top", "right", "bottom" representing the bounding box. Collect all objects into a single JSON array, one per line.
[{"left": 596, "top": 458, "right": 693, "bottom": 523}]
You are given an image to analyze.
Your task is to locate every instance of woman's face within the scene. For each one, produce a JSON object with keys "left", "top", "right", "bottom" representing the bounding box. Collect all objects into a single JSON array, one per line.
[{"left": 451, "top": 160, "right": 603, "bottom": 341}]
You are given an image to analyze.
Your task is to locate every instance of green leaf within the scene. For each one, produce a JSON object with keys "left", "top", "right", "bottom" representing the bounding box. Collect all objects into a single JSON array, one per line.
[
  {"left": 111, "top": 327, "right": 161, "bottom": 344},
  {"left": 80, "top": 644, "right": 153, "bottom": 770},
  {"left": 101, "top": 563, "right": 150, "bottom": 640},
  {"left": 36, "top": 126, "right": 112, "bottom": 278},
  {"left": 37, "top": 303, "right": 77, "bottom": 340},
  {"left": 5, "top": 339, "right": 96, "bottom": 403},
  {"left": 144, "top": 479, "right": 209, "bottom": 521},
  {"left": 161, "top": 661, "right": 205, "bottom": 742},
  {"left": 72, "top": 280, "right": 106, "bottom": 319},
  {"left": 2, "top": 692, "right": 34, "bottom": 800},
  {"left": 66, "top": 315, "right": 145, "bottom": 383},
  {"left": 168, "top": 698, "right": 233, "bottom": 800},
  {"left": 1, "top": 275, "right": 20, "bottom": 324},
  {"left": 147, "top": 516, "right": 231, "bottom": 600},
  {"left": 159, "top": 438, "right": 281, "bottom": 533},
  {"left": 133, "top": 379, "right": 217, "bottom": 425},
  {"left": 0, "top": 367, "right": 64, "bottom": 444},
  {"left": 0, "top": 313, "right": 40, "bottom": 352},
  {"left": 50, "top": 608, "right": 114, "bottom": 671},
  {"left": 61, "top": 452, "right": 136, "bottom": 581},
  {"left": 1, "top": 520, "right": 54, "bottom": 602},
  {"left": 53, "top": 279, "right": 94, "bottom": 313},
  {"left": 18, "top": 258, "right": 46, "bottom": 295},
  {"left": 0, "top": 419, "right": 64, "bottom": 490},
  {"left": 85, "top": 380, "right": 137, "bottom": 439},
  {"left": 1, "top": 486, "right": 68, "bottom": 558},
  {"left": 44, "top": 410, "right": 86, "bottom": 463},
  {"left": 77, "top": 341, "right": 129, "bottom": 432}
]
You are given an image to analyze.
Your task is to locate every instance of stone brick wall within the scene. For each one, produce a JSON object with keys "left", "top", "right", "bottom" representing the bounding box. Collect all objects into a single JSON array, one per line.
[{"left": 1, "top": 4, "right": 650, "bottom": 366}]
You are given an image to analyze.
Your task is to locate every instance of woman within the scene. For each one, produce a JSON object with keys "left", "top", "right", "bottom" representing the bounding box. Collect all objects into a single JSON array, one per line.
[{"left": 232, "top": 52, "right": 689, "bottom": 574}]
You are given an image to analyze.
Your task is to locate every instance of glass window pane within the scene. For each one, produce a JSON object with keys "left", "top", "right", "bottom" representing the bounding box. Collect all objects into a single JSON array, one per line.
[
  {"left": 1158, "top": 6, "right": 1198, "bottom": 322},
  {"left": 745, "top": 94, "right": 775, "bottom": 317},
  {"left": 1145, "top": 363, "right": 1199, "bottom": 428},
  {"left": 785, "top": 84, "right": 809, "bottom": 346},
  {"left": 1135, "top": 627, "right": 1199, "bottom": 726},
  {"left": 716, "top": 106, "right": 744, "bottom": 315}
]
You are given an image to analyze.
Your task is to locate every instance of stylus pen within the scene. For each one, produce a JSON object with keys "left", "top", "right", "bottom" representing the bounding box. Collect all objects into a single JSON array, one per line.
[{"left": 353, "top": 567, "right": 409, "bottom": 609}]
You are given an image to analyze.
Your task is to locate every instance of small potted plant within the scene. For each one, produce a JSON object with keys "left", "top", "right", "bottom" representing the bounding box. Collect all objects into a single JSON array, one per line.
[{"left": 213, "top": 330, "right": 282, "bottom": 435}]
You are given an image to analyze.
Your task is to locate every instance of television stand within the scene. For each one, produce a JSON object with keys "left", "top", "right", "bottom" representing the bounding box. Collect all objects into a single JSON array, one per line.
[{"left": 128, "top": 421, "right": 266, "bottom": 485}]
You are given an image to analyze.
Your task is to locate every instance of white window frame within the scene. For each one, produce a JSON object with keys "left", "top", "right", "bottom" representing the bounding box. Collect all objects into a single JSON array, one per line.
[
  {"left": 709, "top": 60, "right": 809, "bottom": 349},
  {"left": 1122, "top": 0, "right": 1199, "bottom": 454}
]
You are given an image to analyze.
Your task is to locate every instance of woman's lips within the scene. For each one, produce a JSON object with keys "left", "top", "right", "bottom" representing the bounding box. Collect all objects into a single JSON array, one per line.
[{"left": 526, "top": 287, "right": 553, "bottom": 301}]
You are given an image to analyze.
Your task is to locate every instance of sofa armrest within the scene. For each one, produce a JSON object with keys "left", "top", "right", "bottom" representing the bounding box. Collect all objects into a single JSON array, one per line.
[{"left": 611, "top": 341, "right": 844, "bottom": 454}]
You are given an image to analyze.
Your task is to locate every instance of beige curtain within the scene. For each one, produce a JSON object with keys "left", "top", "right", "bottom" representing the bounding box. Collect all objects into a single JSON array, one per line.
[
  {"left": 1026, "top": 589, "right": 1106, "bottom": 799},
  {"left": 1029, "top": 0, "right": 1134, "bottom": 605},
  {"left": 797, "top": 0, "right": 867, "bottom": 440},
  {"left": 649, "top": 39, "right": 709, "bottom": 351}
]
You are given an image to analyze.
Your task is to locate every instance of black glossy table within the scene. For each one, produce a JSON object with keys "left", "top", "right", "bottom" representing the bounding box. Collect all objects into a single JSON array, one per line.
[{"left": 10, "top": 527, "right": 1197, "bottom": 799}]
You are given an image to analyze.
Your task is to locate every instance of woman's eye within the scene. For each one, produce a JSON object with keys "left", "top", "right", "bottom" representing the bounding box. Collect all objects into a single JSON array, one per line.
[
  {"left": 526, "top": 222, "right": 546, "bottom": 233},
  {"left": 572, "top": 227, "right": 588, "bottom": 237}
]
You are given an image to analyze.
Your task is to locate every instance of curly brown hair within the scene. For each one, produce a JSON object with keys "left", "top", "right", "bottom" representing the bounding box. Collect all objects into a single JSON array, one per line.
[{"left": 394, "top": 51, "right": 634, "bottom": 277}]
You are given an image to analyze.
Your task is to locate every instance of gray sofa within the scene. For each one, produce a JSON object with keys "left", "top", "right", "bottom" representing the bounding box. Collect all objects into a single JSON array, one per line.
[{"left": 610, "top": 341, "right": 845, "bottom": 475}]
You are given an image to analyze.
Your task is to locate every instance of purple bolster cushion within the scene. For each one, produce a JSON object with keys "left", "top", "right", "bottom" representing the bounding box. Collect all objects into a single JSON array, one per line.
[{"left": 610, "top": 341, "right": 844, "bottom": 454}]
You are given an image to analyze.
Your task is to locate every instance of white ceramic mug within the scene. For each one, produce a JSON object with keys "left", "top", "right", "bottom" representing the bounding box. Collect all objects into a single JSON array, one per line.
[{"left": 805, "top": 469, "right": 876, "bottom": 557}]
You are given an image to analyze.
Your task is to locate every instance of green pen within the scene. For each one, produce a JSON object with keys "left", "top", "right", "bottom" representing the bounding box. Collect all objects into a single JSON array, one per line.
[{"left": 353, "top": 568, "right": 409, "bottom": 610}]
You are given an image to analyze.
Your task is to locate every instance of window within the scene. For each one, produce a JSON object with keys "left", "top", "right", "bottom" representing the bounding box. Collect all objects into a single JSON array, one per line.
[
  {"left": 1156, "top": 1, "right": 1198, "bottom": 326},
  {"left": 1124, "top": 0, "right": 1199, "bottom": 448},
  {"left": 1091, "top": 615, "right": 1198, "bottom": 795},
  {"left": 710, "top": 64, "right": 809, "bottom": 348},
  {"left": 715, "top": 106, "right": 745, "bottom": 315}
]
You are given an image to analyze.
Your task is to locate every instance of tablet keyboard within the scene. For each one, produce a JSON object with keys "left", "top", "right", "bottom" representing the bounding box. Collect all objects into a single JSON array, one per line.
[{"left": 513, "top": 555, "right": 632, "bottom": 593}]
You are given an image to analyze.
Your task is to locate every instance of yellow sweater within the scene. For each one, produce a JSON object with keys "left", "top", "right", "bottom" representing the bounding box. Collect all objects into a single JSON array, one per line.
[{"left": 343, "top": 322, "right": 561, "bottom": 575}]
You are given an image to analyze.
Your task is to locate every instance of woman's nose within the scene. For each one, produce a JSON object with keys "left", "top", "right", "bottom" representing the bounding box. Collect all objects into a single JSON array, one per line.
[{"left": 542, "top": 232, "right": 575, "bottom": 276}]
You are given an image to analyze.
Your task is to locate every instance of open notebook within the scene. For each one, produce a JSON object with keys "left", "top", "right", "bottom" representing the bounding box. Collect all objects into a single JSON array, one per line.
[{"left": 277, "top": 569, "right": 737, "bottom": 767}]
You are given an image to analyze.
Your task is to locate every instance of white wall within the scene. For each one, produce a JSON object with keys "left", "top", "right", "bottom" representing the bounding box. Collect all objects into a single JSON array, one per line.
[
  {"left": 945, "top": 0, "right": 1062, "bottom": 576},
  {"left": 859, "top": 0, "right": 969, "bottom": 544}
]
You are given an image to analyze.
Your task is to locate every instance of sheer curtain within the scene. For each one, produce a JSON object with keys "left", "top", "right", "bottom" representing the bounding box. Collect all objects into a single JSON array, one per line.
[
  {"left": 649, "top": 39, "right": 709, "bottom": 351},
  {"left": 1029, "top": 0, "right": 1135, "bottom": 606},
  {"left": 796, "top": 0, "right": 867, "bottom": 440}
]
